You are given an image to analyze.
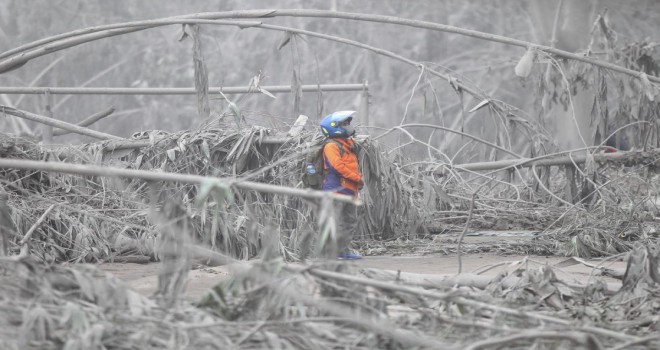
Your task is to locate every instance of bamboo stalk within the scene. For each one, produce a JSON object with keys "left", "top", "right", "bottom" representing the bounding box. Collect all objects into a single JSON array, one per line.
[
  {"left": 189, "top": 24, "right": 210, "bottom": 119},
  {"left": 1, "top": 10, "right": 657, "bottom": 84},
  {"left": 449, "top": 149, "right": 648, "bottom": 173},
  {"left": 0, "top": 158, "right": 358, "bottom": 204},
  {"left": 0, "top": 106, "right": 122, "bottom": 141},
  {"left": 101, "top": 135, "right": 303, "bottom": 152},
  {"left": 377, "top": 123, "right": 524, "bottom": 159},
  {"left": 255, "top": 23, "right": 494, "bottom": 103},
  {"left": 0, "top": 19, "right": 261, "bottom": 70},
  {"left": 53, "top": 107, "right": 115, "bottom": 137},
  {"left": 19, "top": 204, "right": 55, "bottom": 256},
  {"left": 0, "top": 84, "right": 367, "bottom": 95}
]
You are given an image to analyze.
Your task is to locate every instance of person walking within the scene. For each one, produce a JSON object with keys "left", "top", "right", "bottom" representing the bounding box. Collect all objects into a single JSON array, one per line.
[{"left": 319, "top": 110, "right": 364, "bottom": 260}]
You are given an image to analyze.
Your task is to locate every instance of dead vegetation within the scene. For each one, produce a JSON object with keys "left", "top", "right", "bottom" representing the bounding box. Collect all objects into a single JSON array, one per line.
[
  {"left": 4, "top": 120, "right": 660, "bottom": 264},
  {"left": 2, "top": 118, "right": 660, "bottom": 347},
  {"left": 0, "top": 120, "right": 432, "bottom": 263},
  {"left": 1, "top": 4, "right": 660, "bottom": 349},
  {"left": 2, "top": 244, "right": 660, "bottom": 349}
]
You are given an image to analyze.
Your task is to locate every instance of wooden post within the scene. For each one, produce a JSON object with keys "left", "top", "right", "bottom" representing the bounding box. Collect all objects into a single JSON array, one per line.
[
  {"left": 542, "top": 165, "right": 551, "bottom": 192},
  {"left": 42, "top": 90, "right": 53, "bottom": 144},
  {"left": 564, "top": 165, "right": 578, "bottom": 204}
]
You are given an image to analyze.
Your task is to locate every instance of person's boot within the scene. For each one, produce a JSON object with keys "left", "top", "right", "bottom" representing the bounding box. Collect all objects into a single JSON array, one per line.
[{"left": 337, "top": 251, "right": 362, "bottom": 260}]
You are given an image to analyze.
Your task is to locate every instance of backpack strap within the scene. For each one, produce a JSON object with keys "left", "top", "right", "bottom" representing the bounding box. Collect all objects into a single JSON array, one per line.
[{"left": 324, "top": 139, "right": 345, "bottom": 157}]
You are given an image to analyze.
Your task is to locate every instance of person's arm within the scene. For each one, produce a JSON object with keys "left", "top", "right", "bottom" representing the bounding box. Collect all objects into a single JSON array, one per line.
[{"left": 324, "top": 143, "right": 362, "bottom": 183}]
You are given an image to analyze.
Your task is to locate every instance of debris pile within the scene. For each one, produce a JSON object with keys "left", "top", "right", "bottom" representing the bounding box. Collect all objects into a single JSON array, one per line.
[{"left": 2, "top": 243, "right": 660, "bottom": 349}]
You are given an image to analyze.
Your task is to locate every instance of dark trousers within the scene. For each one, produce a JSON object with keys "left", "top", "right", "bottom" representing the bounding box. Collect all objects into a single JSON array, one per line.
[{"left": 335, "top": 201, "right": 357, "bottom": 253}]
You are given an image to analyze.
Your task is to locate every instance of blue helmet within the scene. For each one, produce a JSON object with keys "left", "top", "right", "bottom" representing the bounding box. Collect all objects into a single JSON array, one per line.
[{"left": 320, "top": 110, "right": 356, "bottom": 138}]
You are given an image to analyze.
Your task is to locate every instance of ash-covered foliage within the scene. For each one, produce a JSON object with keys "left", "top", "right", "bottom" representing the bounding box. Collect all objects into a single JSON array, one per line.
[
  {"left": 4, "top": 120, "right": 660, "bottom": 263},
  {"left": 2, "top": 244, "right": 660, "bottom": 349},
  {"left": 0, "top": 121, "right": 436, "bottom": 263}
]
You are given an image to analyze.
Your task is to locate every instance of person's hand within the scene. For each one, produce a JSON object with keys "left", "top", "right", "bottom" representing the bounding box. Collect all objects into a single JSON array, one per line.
[{"left": 357, "top": 179, "right": 365, "bottom": 189}]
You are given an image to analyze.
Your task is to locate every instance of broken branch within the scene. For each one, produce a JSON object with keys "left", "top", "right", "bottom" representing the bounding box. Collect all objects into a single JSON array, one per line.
[
  {"left": 52, "top": 107, "right": 115, "bottom": 137},
  {"left": 0, "top": 106, "right": 122, "bottom": 141}
]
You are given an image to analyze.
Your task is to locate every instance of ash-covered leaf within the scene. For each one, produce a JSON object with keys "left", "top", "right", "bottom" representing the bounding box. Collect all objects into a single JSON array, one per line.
[
  {"left": 277, "top": 31, "right": 292, "bottom": 50},
  {"left": 177, "top": 24, "right": 190, "bottom": 42},
  {"left": 219, "top": 92, "right": 242, "bottom": 128},
  {"left": 201, "top": 139, "right": 211, "bottom": 159},
  {"left": 133, "top": 154, "right": 143, "bottom": 169},
  {"left": 259, "top": 87, "right": 276, "bottom": 99},
  {"left": 515, "top": 47, "right": 536, "bottom": 78},
  {"left": 60, "top": 302, "right": 89, "bottom": 334},
  {"left": 639, "top": 72, "right": 656, "bottom": 101},
  {"left": 468, "top": 99, "right": 490, "bottom": 113},
  {"left": 166, "top": 148, "right": 177, "bottom": 162}
]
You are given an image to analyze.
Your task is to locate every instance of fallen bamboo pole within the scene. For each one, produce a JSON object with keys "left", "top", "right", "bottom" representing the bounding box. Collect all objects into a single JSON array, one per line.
[
  {"left": 101, "top": 134, "right": 370, "bottom": 151},
  {"left": 0, "top": 105, "right": 318, "bottom": 148},
  {"left": 53, "top": 107, "right": 115, "bottom": 137},
  {"left": 0, "top": 158, "right": 358, "bottom": 204},
  {"left": 0, "top": 106, "right": 122, "bottom": 141},
  {"left": 0, "top": 84, "right": 367, "bottom": 95},
  {"left": 447, "top": 150, "right": 655, "bottom": 173},
  {"left": 103, "top": 136, "right": 293, "bottom": 152}
]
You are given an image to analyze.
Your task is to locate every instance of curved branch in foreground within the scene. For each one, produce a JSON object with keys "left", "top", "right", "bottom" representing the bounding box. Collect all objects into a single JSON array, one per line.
[
  {"left": 375, "top": 123, "right": 523, "bottom": 159},
  {"left": 0, "top": 158, "right": 357, "bottom": 204},
  {"left": 1, "top": 17, "right": 541, "bottom": 136},
  {"left": 0, "top": 18, "right": 262, "bottom": 71},
  {"left": 0, "top": 18, "right": 497, "bottom": 110},
  {"left": 2, "top": 9, "right": 658, "bottom": 84}
]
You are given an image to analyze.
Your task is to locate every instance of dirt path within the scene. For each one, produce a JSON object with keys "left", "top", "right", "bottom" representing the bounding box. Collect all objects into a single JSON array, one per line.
[{"left": 99, "top": 252, "right": 627, "bottom": 301}]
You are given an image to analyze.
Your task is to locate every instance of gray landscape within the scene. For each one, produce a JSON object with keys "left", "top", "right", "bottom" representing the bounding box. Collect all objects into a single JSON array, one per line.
[{"left": 0, "top": 1, "right": 659, "bottom": 349}]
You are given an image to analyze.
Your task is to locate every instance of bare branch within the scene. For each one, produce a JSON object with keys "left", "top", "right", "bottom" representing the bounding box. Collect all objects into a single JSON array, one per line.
[
  {"left": 53, "top": 107, "right": 115, "bottom": 137},
  {"left": 2, "top": 10, "right": 658, "bottom": 84},
  {"left": 0, "top": 106, "right": 122, "bottom": 140},
  {"left": 19, "top": 204, "right": 55, "bottom": 257},
  {"left": 0, "top": 158, "right": 358, "bottom": 204}
]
